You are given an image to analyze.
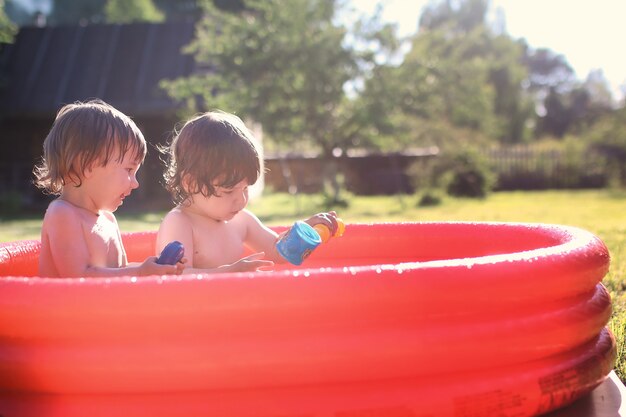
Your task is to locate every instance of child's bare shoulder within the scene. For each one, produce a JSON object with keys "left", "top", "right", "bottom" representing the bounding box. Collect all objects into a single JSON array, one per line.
[
  {"left": 44, "top": 199, "right": 80, "bottom": 221},
  {"left": 161, "top": 207, "right": 193, "bottom": 228},
  {"left": 234, "top": 208, "right": 263, "bottom": 226}
]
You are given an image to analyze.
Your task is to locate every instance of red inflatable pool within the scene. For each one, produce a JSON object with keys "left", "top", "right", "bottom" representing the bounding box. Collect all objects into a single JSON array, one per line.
[{"left": 0, "top": 222, "right": 615, "bottom": 417}]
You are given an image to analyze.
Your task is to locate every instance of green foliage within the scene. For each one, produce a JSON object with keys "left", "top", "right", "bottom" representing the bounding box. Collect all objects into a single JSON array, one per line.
[
  {"left": 409, "top": 146, "right": 495, "bottom": 198},
  {"left": 419, "top": 0, "right": 487, "bottom": 34},
  {"left": 105, "top": 0, "right": 164, "bottom": 23},
  {"left": 48, "top": 0, "right": 195, "bottom": 24},
  {"left": 159, "top": 0, "right": 622, "bottom": 176},
  {"left": 417, "top": 190, "right": 443, "bottom": 207},
  {"left": 164, "top": 0, "right": 358, "bottom": 154},
  {"left": 588, "top": 107, "right": 626, "bottom": 187},
  {"left": 0, "top": 0, "right": 17, "bottom": 43},
  {"left": 437, "top": 148, "right": 495, "bottom": 198},
  {"left": 162, "top": 0, "right": 403, "bottom": 200},
  {"left": 359, "top": 0, "right": 532, "bottom": 146},
  {"left": 49, "top": 0, "right": 107, "bottom": 25}
]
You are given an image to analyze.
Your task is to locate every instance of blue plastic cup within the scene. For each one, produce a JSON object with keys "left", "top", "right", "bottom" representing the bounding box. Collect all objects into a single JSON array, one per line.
[{"left": 276, "top": 221, "right": 322, "bottom": 265}]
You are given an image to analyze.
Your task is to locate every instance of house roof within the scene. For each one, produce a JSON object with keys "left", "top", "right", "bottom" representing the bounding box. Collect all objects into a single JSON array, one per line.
[{"left": 0, "top": 21, "right": 197, "bottom": 118}]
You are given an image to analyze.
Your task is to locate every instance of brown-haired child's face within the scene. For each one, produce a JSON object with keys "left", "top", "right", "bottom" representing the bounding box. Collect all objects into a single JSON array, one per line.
[
  {"left": 190, "top": 179, "right": 250, "bottom": 222},
  {"left": 79, "top": 147, "right": 142, "bottom": 213}
]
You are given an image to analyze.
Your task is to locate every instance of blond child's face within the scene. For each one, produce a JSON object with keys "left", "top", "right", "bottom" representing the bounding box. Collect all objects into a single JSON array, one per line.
[
  {"left": 80, "top": 149, "right": 141, "bottom": 213},
  {"left": 191, "top": 179, "right": 250, "bottom": 222}
]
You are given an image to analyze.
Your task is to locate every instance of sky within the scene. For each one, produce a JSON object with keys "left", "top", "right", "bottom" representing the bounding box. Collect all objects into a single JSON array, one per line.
[{"left": 349, "top": 0, "right": 626, "bottom": 101}]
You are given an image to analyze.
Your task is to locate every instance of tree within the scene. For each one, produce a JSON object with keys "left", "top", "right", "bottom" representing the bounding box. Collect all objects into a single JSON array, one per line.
[
  {"left": 162, "top": 0, "right": 394, "bottom": 201},
  {"left": 589, "top": 106, "right": 626, "bottom": 187},
  {"left": 49, "top": 0, "right": 107, "bottom": 25},
  {"left": 153, "top": 0, "right": 203, "bottom": 21},
  {"left": 567, "top": 71, "right": 613, "bottom": 133},
  {"left": 522, "top": 47, "right": 576, "bottom": 95},
  {"left": 105, "top": 0, "right": 164, "bottom": 23},
  {"left": 538, "top": 87, "right": 569, "bottom": 138},
  {"left": 165, "top": 0, "right": 354, "bottom": 151},
  {"left": 358, "top": 0, "right": 532, "bottom": 146},
  {"left": 1, "top": 0, "right": 17, "bottom": 43},
  {"left": 49, "top": 0, "right": 166, "bottom": 25},
  {"left": 536, "top": 70, "right": 614, "bottom": 138},
  {"left": 419, "top": 0, "right": 487, "bottom": 34}
]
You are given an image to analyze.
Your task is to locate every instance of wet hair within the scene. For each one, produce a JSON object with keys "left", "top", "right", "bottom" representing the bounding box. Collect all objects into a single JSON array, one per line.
[
  {"left": 33, "top": 99, "right": 146, "bottom": 195},
  {"left": 162, "top": 111, "right": 261, "bottom": 204}
]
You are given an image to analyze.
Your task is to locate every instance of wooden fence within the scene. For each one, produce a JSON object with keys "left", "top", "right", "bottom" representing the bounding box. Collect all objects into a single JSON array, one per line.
[
  {"left": 0, "top": 146, "right": 611, "bottom": 214},
  {"left": 486, "top": 146, "right": 607, "bottom": 190},
  {"left": 264, "top": 146, "right": 609, "bottom": 194}
]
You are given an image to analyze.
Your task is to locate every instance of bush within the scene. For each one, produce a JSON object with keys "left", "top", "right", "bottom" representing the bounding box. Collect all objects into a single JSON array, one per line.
[
  {"left": 408, "top": 147, "right": 495, "bottom": 198},
  {"left": 589, "top": 108, "right": 626, "bottom": 188},
  {"left": 438, "top": 148, "right": 495, "bottom": 198},
  {"left": 417, "top": 190, "right": 443, "bottom": 207}
]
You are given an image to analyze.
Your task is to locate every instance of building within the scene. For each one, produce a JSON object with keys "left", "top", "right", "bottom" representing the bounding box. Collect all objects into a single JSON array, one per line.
[{"left": 0, "top": 20, "right": 197, "bottom": 212}]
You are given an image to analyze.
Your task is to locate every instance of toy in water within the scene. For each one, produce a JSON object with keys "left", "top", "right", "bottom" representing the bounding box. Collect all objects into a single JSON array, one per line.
[
  {"left": 156, "top": 241, "right": 184, "bottom": 265},
  {"left": 313, "top": 218, "right": 345, "bottom": 243},
  {"left": 276, "top": 221, "right": 322, "bottom": 265}
]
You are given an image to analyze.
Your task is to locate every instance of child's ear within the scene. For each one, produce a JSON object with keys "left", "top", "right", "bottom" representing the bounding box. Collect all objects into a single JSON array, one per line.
[
  {"left": 181, "top": 174, "right": 193, "bottom": 194},
  {"left": 65, "top": 163, "right": 87, "bottom": 185}
]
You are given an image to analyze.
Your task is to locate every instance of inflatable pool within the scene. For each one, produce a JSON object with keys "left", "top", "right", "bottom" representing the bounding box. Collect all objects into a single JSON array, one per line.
[{"left": 0, "top": 221, "right": 615, "bottom": 417}]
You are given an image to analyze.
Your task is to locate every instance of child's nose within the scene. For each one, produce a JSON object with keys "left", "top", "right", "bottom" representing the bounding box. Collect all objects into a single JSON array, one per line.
[{"left": 131, "top": 174, "right": 139, "bottom": 189}]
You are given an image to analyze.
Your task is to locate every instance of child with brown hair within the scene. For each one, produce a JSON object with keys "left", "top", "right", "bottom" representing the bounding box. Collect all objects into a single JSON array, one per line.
[
  {"left": 34, "top": 99, "right": 185, "bottom": 277},
  {"left": 156, "top": 110, "right": 338, "bottom": 273}
]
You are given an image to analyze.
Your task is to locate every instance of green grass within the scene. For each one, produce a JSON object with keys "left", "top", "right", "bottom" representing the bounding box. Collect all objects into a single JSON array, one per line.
[{"left": 1, "top": 189, "right": 625, "bottom": 379}]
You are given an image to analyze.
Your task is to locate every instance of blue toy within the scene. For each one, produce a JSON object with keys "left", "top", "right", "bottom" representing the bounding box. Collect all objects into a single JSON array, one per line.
[
  {"left": 156, "top": 241, "right": 185, "bottom": 265},
  {"left": 276, "top": 221, "right": 322, "bottom": 265}
]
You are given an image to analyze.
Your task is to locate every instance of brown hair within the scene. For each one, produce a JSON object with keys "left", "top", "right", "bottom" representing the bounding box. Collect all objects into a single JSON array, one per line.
[
  {"left": 33, "top": 99, "right": 146, "bottom": 195},
  {"left": 162, "top": 111, "right": 261, "bottom": 204}
]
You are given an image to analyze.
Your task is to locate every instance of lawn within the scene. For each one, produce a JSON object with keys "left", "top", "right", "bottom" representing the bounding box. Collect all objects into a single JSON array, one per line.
[{"left": 1, "top": 189, "right": 625, "bottom": 378}]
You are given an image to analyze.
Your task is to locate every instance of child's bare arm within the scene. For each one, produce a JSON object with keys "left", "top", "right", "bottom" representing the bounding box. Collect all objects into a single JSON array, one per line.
[
  {"left": 239, "top": 209, "right": 286, "bottom": 263},
  {"left": 156, "top": 209, "right": 196, "bottom": 266}
]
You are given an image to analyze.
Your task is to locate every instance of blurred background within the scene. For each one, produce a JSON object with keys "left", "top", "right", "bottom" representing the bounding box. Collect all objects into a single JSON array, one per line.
[{"left": 0, "top": 0, "right": 624, "bottom": 216}]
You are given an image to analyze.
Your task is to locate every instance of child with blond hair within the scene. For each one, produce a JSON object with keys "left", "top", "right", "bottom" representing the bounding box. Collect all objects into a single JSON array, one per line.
[
  {"left": 157, "top": 110, "right": 338, "bottom": 273},
  {"left": 34, "top": 99, "right": 185, "bottom": 277}
]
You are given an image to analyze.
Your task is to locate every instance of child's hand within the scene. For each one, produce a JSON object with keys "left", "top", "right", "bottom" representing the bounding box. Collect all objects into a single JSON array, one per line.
[
  {"left": 304, "top": 211, "right": 339, "bottom": 235},
  {"left": 140, "top": 256, "right": 186, "bottom": 275},
  {"left": 225, "top": 252, "right": 274, "bottom": 272}
]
